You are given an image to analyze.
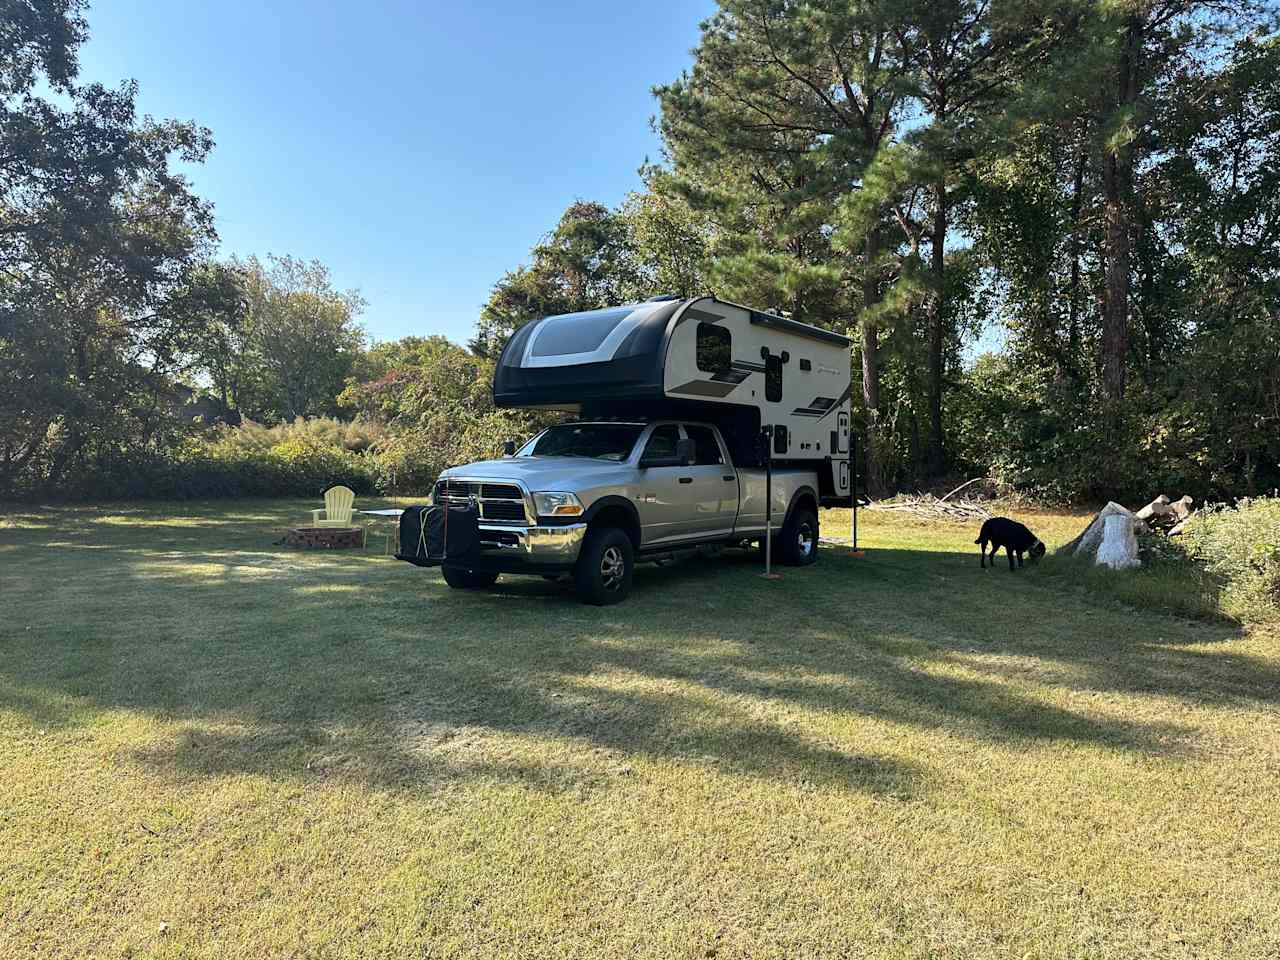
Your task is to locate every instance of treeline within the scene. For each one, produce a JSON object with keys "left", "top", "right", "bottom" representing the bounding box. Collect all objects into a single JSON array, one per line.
[
  {"left": 0, "top": 4, "right": 343, "bottom": 494},
  {"left": 0, "top": 4, "right": 386, "bottom": 498},
  {"left": 0, "top": 3, "right": 580, "bottom": 500},
  {"left": 3, "top": 1, "right": 1279, "bottom": 504},
  {"left": 388, "top": 0, "right": 1280, "bottom": 502},
  {"left": 641, "top": 0, "right": 1280, "bottom": 499}
]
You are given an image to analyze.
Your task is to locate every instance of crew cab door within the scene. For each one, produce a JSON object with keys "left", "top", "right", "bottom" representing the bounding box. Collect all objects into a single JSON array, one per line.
[
  {"left": 635, "top": 424, "right": 693, "bottom": 546},
  {"left": 681, "top": 424, "right": 738, "bottom": 538}
]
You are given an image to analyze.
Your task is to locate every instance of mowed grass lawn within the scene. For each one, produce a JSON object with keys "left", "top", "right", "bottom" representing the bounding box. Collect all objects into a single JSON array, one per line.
[{"left": 2, "top": 500, "right": 1278, "bottom": 959}]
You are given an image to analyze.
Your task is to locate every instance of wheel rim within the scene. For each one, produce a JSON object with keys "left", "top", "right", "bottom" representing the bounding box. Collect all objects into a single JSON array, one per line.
[
  {"left": 600, "top": 546, "right": 626, "bottom": 590},
  {"left": 797, "top": 523, "right": 815, "bottom": 558}
]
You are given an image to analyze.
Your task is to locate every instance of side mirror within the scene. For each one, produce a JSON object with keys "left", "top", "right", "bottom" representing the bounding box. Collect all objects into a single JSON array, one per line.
[
  {"left": 676, "top": 438, "right": 695, "bottom": 466},
  {"left": 501, "top": 440, "right": 516, "bottom": 456}
]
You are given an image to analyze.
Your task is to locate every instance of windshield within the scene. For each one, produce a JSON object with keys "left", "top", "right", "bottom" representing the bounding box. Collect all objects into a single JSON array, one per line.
[{"left": 518, "top": 423, "right": 645, "bottom": 461}]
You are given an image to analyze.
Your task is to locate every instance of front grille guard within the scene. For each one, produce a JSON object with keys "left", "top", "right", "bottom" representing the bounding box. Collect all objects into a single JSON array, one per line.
[{"left": 433, "top": 477, "right": 533, "bottom": 526}]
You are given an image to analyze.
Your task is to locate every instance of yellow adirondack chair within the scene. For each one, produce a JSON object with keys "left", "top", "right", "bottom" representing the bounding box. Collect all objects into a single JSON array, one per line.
[{"left": 311, "top": 485, "right": 356, "bottom": 527}]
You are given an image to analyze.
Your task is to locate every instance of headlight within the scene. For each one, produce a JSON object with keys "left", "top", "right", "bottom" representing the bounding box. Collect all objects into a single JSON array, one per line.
[{"left": 532, "top": 491, "right": 584, "bottom": 517}]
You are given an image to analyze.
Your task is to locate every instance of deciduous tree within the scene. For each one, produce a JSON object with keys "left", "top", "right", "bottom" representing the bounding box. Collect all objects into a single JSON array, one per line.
[
  {"left": 470, "top": 201, "right": 641, "bottom": 357},
  {"left": 0, "top": 0, "right": 226, "bottom": 492}
]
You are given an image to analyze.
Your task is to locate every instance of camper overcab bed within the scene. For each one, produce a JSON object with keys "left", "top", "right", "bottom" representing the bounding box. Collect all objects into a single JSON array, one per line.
[{"left": 398, "top": 295, "right": 856, "bottom": 604}]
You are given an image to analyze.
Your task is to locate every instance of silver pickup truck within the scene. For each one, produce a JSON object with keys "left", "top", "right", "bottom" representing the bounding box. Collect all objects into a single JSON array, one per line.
[{"left": 432, "top": 419, "right": 821, "bottom": 604}]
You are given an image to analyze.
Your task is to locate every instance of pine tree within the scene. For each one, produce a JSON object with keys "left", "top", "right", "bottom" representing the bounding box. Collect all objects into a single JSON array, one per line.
[{"left": 655, "top": 0, "right": 912, "bottom": 488}]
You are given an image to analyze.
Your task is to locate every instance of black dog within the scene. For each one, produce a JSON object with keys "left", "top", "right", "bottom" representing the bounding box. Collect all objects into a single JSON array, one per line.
[{"left": 976, "top": 517, "right": 1046, "bottom": 571}]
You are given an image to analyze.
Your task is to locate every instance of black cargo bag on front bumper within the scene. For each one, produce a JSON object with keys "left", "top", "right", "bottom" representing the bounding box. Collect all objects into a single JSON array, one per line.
[{"left": 395, "top": 504, "right": 480, "bottom": 567}]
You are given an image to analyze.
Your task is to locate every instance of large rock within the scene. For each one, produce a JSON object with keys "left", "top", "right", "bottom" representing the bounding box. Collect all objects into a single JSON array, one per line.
[{"left": 1057, "top": 501, "right": 1141, "bottom": 570}]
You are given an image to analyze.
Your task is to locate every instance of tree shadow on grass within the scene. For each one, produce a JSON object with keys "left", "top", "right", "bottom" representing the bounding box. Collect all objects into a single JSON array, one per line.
[
  {"left": 127, "top": 686, "right": 919, "bottom": 801},
  {"left": 3, "top": 538, "right": 929, "bottom": 799},
  {"left": 506, "top": 544, "right": 1274, "bottom": 742},
  {"left": 3, "top": 526, "right": 1274, "bottom": 801}
]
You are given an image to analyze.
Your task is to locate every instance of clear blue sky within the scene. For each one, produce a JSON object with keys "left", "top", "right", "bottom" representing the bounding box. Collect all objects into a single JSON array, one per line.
[{"left": 75, "top": 0, "right": 717, "bottom": 346}]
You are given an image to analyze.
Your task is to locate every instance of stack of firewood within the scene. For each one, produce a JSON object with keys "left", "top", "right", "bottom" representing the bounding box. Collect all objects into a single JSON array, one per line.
[
  {"left": 863, "top": 478, "right": 994, "bottom": 522},
  {"left": 1135, "top": 494, "right": 1195, "bottom": 535}
]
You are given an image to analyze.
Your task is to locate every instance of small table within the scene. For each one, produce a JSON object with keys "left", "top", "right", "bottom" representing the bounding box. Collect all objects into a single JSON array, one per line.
[{"left": 357, "top": 508, "right": 405, "bottom": 555}]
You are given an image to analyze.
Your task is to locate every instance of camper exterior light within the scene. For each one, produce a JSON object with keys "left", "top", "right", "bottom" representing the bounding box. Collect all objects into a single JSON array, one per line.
[{"left": 533, "top": 491, "right": 584, "bottom": 517}]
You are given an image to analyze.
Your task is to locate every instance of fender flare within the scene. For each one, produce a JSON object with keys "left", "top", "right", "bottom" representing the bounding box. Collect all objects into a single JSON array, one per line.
[
  {"left": 780, "top": 485, "right": 819, "bottom": 533},
  {"left": 582, "top": 495, "right": 642, "bottom": 545}
]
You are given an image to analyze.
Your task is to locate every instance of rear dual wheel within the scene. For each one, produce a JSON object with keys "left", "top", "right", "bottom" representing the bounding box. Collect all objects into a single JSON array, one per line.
[
  {"left": 760, "top": 507, "right": 819, "bottom": 567},
  {"left": 781, "top": 508, "right": 819, "bottom": 566}
]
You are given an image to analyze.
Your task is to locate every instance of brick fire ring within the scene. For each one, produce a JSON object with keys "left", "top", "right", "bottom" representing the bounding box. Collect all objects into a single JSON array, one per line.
[{"left": 282, "top": 526, "right": 365, "bottom": 549}]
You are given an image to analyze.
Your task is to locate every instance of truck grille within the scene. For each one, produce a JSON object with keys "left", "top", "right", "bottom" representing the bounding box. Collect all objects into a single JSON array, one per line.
[
  {"left": 436, "top": 479, "right": 476, "bottom": 498},
  {"left": 481, "top": 500, "right": 525, "bottom": 521},
  {"left": 434, "top": 479, "right": 528, "bottom": 524}
]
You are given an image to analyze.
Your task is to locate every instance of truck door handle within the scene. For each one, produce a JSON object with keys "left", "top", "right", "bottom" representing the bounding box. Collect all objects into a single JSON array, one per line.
[
  {"left": 722, "top": 475, "right": 735, "bottom": 482},
  {"left": 678, "top": 477, "right": 693, "bottom": 484}
]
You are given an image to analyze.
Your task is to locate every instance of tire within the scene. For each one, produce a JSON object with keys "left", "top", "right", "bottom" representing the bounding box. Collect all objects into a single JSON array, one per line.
[
  {"left": 441, "top": 565, "right": 500, "bottom": 590},
  {"left": 574, "top": 526, "right": 634, "bottom": 605},
  {"left": 778, "top": 507, "right": 819, "bottom": 566}
]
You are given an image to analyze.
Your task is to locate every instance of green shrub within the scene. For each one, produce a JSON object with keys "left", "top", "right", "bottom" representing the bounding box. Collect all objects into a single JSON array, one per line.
[
  {"left": 370, "top": 408, "right": 556, "bottom": 498},
  {"left": 206, "top": 417, "right": 385, "bottom": 457},
  {"left": 1040, "top": 503, "right": 1279, "bottom": 626},
  {"left": 1180, "top": 497, "right": 1280, "bottom": 624},
  {"left": 18, "top": 411, "right": 540, "bottom": 502},
  {"left": 946, "top": 353, "right": 1272, "bottom": 505},
  {"left": 1037, "top": 527, "right": 1225, "bottom": 623},
  {"left": 41, "top": 422, "right": 381, "bottom": 501}
]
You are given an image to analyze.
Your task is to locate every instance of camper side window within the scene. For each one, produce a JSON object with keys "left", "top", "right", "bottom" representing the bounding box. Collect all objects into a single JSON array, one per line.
[
  {"left": 696, "top": 323, "right": 732, "bottom": 375},
  {"left": 765, "top": 353, "right": 783, "bottom": 402}
]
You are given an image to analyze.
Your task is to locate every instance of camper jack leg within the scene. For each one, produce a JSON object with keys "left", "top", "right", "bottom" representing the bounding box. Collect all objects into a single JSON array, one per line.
[
  {"left": 850, "top": 433, "right": 865, "bottom": 558},
  {"left": 761, "top": 424, "right": 782, "bottom": 581}
]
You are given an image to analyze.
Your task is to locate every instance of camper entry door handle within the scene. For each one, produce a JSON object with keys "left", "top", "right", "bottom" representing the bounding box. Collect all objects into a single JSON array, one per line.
[
  {"left": 722, "top": 475, "right": 735, "bottom": 482},
  {"left": 678, "top": 477, "right": 693, "bottom": 484}
]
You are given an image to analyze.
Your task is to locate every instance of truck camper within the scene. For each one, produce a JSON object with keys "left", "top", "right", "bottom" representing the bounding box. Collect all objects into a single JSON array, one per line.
[{"left": 397, "top": 296, "right": 855, "bottom": 604}]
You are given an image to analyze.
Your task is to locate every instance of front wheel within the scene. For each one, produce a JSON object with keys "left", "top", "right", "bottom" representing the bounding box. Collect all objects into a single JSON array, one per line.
[
  {"left": 779, "top": 508, "right": 819, "bottom": 566},
  {"left": 574, "top": 527, "right": 634, "bottom": 605},
  {"left": 441, "top": 565, "right": 500, "bottom": 590}
]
